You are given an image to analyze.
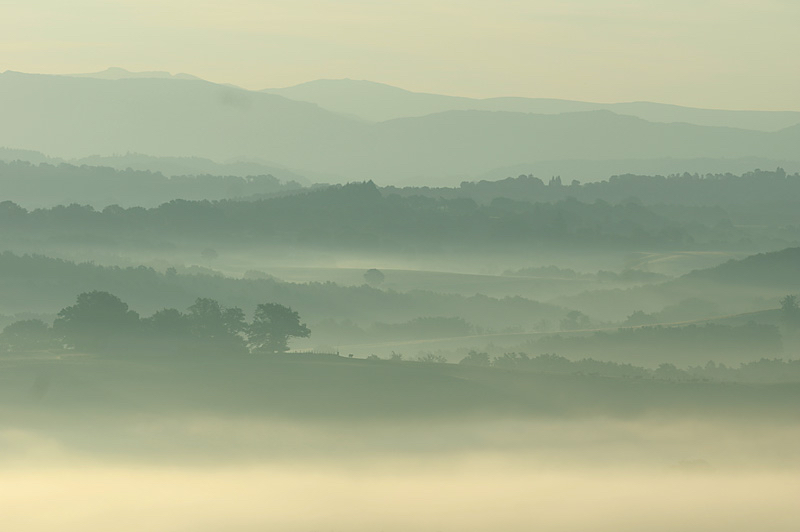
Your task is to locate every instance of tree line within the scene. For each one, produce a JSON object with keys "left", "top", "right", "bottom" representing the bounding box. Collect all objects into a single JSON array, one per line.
[
  {"left": 0, "top": 181, "right": 705, "bottom": 249},
  {"left": 0, "top": 291, "right": 310, "bottom": 355},
  {"left": 0, "top": 159, "right": 301, "bottom": 208},
  {"left": 385, "top": 168, "right": 800, "bottom": 208}
]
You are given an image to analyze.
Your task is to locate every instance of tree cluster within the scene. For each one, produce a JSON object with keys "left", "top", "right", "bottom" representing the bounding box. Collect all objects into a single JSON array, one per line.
[
  {"left": 0, "top": 159, "right": 301, "bottom": 208},
  {"left": 0, "top": 291, "right": 310, "bottom": 355},
  {"left": 387, "top": 168, "right": 800, "bottom": 209}
]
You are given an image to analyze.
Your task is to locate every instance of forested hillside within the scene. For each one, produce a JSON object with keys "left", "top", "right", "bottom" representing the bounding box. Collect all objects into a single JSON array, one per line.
[{"left": 0, "top": 181, "right": 750, "bottom": 250}]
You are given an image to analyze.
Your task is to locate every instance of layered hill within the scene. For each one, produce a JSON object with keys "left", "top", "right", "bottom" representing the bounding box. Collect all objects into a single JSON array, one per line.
[
  {"left": 265, "top": 78, "right": 800, "bottom": 131},
  {"left": 561, "top": 247, "right": 800, "bottom": 321},
  {"left": 680, "top": 247, "right": 800, "bottom": 289},
  {"left": 2, "top": 71, "right": 800, "bottom": 184}
]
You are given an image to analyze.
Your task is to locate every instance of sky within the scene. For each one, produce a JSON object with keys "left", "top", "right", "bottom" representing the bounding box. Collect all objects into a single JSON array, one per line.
[{"left": 2, "top": 0, "right": 799, "bottom": 110}]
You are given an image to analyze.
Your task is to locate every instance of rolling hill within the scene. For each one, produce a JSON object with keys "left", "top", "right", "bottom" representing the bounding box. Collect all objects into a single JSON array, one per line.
[
  {"left": 558, "top": 247, "right": 800, "bottom": 322},
  {"left": 265, "top": 78, "right": 800, "bottom": 131},
  {"left": 2, "top": 71, "right": 799, "bottom": 185}
]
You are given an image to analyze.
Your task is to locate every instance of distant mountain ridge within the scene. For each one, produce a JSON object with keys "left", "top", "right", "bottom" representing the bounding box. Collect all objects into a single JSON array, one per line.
[
  {"left": 2, "top": 70, "right": 799, "bottom": 185},
  {"left": 264, "top": 78, "right": 800, "bottom": 131},
  {"left": 68, "top": 67, "right": 202, "bottom": 81}
]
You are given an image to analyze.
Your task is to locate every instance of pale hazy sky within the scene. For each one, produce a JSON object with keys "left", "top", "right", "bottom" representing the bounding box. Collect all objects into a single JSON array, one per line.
[{"left": 3, "top": 0, "right": 799, "bottom": 110}]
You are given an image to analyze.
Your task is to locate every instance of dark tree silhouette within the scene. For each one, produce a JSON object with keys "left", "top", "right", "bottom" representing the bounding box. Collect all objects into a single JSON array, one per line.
[
  {"left": 623, "top": 310, "right": 657, "bottom": 327},
  {"left": 0, "top": 319, "right": 55, "bottom": 352},
  {"left": 185, "top": 298, "right": 247, "bottom": 351},
  {"left": 248, "top": 303, "right": 310, "bottom": 353},
  {"left": 200, "top": 248, "right": 218, "bottom": 260},
  {"left": 53, "top": 291, "right": 140, "bottom": 351},
  {"left": 780, "top": 294, "right": 799, "bottom": 313},
  {"left": 363, "top": 268, "right": 385, "bottom": 286},
  {"left": 560, "top": 310, "right": 590, "bottom": 331},
  {"left": 417, "top": 353, "right": 448, "bottom": 363},
  {"left": 142, "top": 308, "right": 191, "bottom": 339},
  {"left": 780, "top": 294, "right": 800, "bottom": 327},
  {"left": 459, "top": 350, "right": 490, "bottom": 366}
]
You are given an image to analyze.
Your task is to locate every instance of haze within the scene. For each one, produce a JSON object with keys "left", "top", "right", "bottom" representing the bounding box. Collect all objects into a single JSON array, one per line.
[
  {"left": 3, "top": 415, "right": 800, "bottom": 531},
  {"left": 3, "top": 1, "right": 800, "bottom": 531},
  {"left": 4, "top": 0, "right": 800, "bottom": 110}
]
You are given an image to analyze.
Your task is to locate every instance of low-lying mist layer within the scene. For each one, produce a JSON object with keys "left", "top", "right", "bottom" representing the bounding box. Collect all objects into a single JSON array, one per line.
[{"left": 3, "top": 414, "right": 799, "bottom": 532}]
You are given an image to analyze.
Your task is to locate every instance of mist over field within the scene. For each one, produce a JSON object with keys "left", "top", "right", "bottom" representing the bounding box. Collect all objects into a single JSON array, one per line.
[
  {"left": 3, "top": 350, "right": 800, "bottom": 531},
  {"left": 3, "top": 1, "right": 800, "bottom": 530},
  {"left": 3, "top": 422, "right": 800, "bottom": 532}
]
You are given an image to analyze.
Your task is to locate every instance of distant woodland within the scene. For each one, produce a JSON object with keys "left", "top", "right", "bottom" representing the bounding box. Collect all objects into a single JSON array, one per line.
[
  {"left": 2, "top": 177, "right": 798, "bottom": 252},
  {"left": 0, "top": 159, "right": 302, "bottom": 207}
]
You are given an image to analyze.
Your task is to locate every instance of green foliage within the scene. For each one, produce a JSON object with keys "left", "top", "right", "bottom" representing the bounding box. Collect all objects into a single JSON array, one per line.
[
  {"left": 0, "top": 159, "right": 300, "bottom": 208},
  {"left": 623, "top": 310, "right": 658, "bottom": 327},
  {"left": 780, "top": 295, "right": 800, "bottom": 328},
  {"left": 185, "top": 298, "right": 248, "bottom": 353},
  {"left": 0, "top": 319, "right": 56, "bottom": 352},
  {"left": 560, "top": 310, "right": 591, "bottom": 331},
  {"left": 416, "top": 353, "right": 448, "bottom": 364},
  {"left": 53, "top": 291, "right": 140, "bottom": 351},
  {"left": 654, "top": 363, "right": 691, "bottom": 381},
  {"left": 363, "top": 268, "right": 385, "bottom": 286},
  {"left": 248, "top": 303, "right": 311, "bottom": 353},
  {"left": 27, "top": 291, "right": 311, "bottom": 356},
  {"left": 142, "top": 308, "right": 191, "bottom": 338},
  {"left": 492, "top": 352, "right": 531, "bottom": 369},
  {"left": 781, "top": 295, "right": 799, "bottom": 312},
  {"left": 459, "top": 349, "right": 492, "bottom": 367},
  {"left": 0, "top": 181, "right": 705, "bottom": 250},
  {"left": 459, "top": 350, "right": 491, "bottom": 366},
  {"left": 390, "top": 169, "right": 800, "bottom": 211}
]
